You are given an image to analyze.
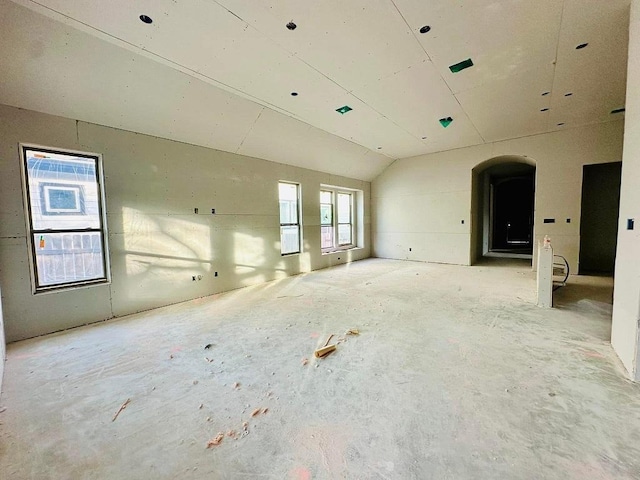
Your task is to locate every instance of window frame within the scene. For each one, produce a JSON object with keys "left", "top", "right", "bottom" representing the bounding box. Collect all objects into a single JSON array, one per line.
[
  {"left": 278, "top": 181, "right": 302, "bottom": 256},
  {"left": 20, "top": 144, "right": 111, "bottom": 294},
  {"left": 320, "top": 186, "right": 357, "bottom": 254}
]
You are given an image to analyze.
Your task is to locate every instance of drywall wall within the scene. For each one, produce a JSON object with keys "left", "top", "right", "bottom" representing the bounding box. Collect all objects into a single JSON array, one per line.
[
  {"left": 372, "top": 120, "right": 625, "bottom": 272},
  {"left": 611, "top": 0, "right": 640, "bottom": 380},
  {"left": 0, "top": 286, "right": 4, "bottom": 393},
  {"left": 0, "top": 104, "right": 370, "bottom": 342}
]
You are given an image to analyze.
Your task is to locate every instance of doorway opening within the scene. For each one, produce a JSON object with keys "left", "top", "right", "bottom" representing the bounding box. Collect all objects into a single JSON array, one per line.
[
  {"left": 471, "top": 156, "right": 536, "bottom": 264},
  {"left": 579, "top": 162, "right": 622, "bottom": 275}
]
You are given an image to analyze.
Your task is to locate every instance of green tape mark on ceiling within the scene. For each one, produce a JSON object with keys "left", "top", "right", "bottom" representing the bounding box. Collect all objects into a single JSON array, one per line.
[
  {"left": 449, "top": 58, "right": 474, "bottom": 73},
  {"left": 439, "top": 117, "right": 453, "bottom": 128},
  {"left": 336, "top": 105, "right": 353, "bottom": 115}
]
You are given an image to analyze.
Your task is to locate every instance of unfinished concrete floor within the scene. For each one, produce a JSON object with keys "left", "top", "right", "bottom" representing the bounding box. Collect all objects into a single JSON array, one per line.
[{"left": 1, "top": 258, "right": 640, "bottom": 479}]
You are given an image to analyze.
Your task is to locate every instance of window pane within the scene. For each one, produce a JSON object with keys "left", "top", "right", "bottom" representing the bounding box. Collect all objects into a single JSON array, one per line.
[
  {"left": 279, "top": 183, "right": 298, "bottom": 201},
  {"left": 320, "top": 204, "right": 332, "bottom": 225},
  {"left": 321, "top": 226, "right": 334, "bottom": 249},
  {"left": 337, "top": 193, "right": 351, "bottom": 223},
  {"left": 338, "top": 224, "right": 352, "bottom": 245},
  {"left": 280, "top": 226, "right": 300, "bottom": 254},
  {"left": 320, "top": 191, "right": 332, "bottom": 204},
  {"left": 278, "top": 183, "right": 298, "bottom": 224},
  {"left": 26, "top": 151, "right": 101, "bottom": 230},
  {"left": 34, "top": 232, "right": 105, "bottom": 286},
  {"left": 279, "top": 200, "right": 298, "bottom": 224}
]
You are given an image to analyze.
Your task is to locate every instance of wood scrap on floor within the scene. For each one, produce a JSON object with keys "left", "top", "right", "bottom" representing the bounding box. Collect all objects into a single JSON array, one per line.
[
  {"left": 206, "top": 433, "right": 224, "bottom": 448},
  {"left": 112, "top": 398, "right": 131, "bottom": 422},
  {"left": 251, "top": 408, "right": 261, "bottom": 417},
  {"left": 314, "top": 344, "right": 336, "bottom": 358},
  {"left": 323, "top": 334, "right": 334, "bottom": 347},
  {"left": 346, "top": 328, "right": 359, "bottom": 335}
]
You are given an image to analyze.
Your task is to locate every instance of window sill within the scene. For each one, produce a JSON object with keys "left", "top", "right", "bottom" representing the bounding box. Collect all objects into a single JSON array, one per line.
[{"left": 321, "top": 246, "right": 363, "bottom": 256}]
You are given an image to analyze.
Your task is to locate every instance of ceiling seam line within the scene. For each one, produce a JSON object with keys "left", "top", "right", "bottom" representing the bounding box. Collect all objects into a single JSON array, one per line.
[
  {"left": 22, "top": 0, "right": 389, "bottom": 155},
  {"left": 388, "top": 0, "right": 433, "bottom": 62},
  {"left": 24, "top": 0, "right": 301, "bottom": 116},
  {"left": 235, "top": 108, "right": 265, "bottom": 154},
  {"left": 548, "top": 0, "right": 567, "bottom": 132}
]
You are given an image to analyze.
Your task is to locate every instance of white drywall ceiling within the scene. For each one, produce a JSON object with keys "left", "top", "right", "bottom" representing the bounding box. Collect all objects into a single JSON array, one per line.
[{"left": 1, "top": 0, "right": 630, "bottom": 180}]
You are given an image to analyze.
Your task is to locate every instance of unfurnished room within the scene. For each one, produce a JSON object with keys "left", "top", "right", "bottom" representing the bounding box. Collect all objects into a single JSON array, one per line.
[{"left": 1, "top": 0, "right": 640, "bottom": 478}]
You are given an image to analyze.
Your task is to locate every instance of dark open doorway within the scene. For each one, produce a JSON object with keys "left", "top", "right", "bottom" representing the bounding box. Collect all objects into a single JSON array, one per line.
[
  {"left": 471, "top": 157, "right": 536, "bottom": 264},
  {"left": 579, "top": 162, "right": 622, "bottom": 274},
  {"left": 490, "top": 172, "right": 535, "bottom": 254}
]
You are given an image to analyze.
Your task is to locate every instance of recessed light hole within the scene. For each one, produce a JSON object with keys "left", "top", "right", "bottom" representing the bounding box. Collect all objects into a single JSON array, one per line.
[
  {"left": 540, "top": 108, "right": 550, "bottom": 112},
  {"left": 419, "top": 25, "right": 431, "bottom": 34},
  {"left": 611, "top": 107, "right": 626, "bottom": 114},
  {"left": 565, "top": 92, "right": 573, "bottom": 97},
  {"left": 286, "top": 21, "right": 297, "bottom": 30},
  {"left": 541, "top": 92, "right": 550, "bottom": 96},
  {"left": 421, "top": 136, "right": 427, "bottom": 140},
  {"left": 576, "top": 43, "right": 588, "bottom": 50},
  {"left": 377, "top": 146, "right": 382, "bottom": 150},
  {"left": 336, "top": 105, "right": 353, "bottom": 115},
  {"left": 139, "top": 14, "right": 153, "bottom": 24},
  {"left": 557, "top": 123, "right": 565, "bottom": 126},
  {"left": 290, "top": 92, "right": 298, "bottom": 96}
]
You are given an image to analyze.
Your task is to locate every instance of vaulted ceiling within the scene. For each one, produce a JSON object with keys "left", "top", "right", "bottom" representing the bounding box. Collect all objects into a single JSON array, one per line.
[{"left": 0, "top": 0, "right": 630, "bottom": 180}]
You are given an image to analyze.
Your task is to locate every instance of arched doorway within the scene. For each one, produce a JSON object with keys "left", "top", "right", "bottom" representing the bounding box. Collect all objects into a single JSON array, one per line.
[{"left": 471, "top": 156, "right": 536, "bottom": 265}]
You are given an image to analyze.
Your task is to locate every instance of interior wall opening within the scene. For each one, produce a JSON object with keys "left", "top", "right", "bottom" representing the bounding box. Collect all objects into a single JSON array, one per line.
[
  {"left": 471, "top": 157, "right": 536, "bottom": 265},
  {"left": 579, "top": 162, "right": 622, "bottom": 275}
]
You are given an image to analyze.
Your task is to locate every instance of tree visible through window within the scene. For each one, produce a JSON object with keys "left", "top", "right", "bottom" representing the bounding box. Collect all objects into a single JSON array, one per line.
[{"left": 21, "top": 146, "right": 109, "bottom": 292}]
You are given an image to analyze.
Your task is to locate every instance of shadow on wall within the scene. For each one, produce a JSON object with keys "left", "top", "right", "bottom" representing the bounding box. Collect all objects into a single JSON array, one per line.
[
  {"left": 111, "top": 206, "right": 309, "bottom": 314},
  {"left": 470, "top": 155, "right": 537, "bottom": 266}
]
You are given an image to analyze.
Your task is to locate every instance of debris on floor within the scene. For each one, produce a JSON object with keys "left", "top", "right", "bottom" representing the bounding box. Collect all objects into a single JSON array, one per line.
[
  {"left": 262, "top": 408, "right": 269, "bottom": 414},
  {"left": 112, "top": 398, "right": 131, "bottom": 422},
  {"left": 204, "top": 344, "right": 213, "bottom": 350},
  {"left": 233, "top": 382, "right": 240, "bottom": 389},
  {"left": 323, "top": 334, "right": 334, "bottom": 347},
  {"left": 206, "top": 433, "right": 224, "bottom": 448},
  {"left": 314, "top": 344, "right": 336, "bottom": 358},
  {"left": 204, "top": 357, "right": 213, "bottom": 363},
  {"left": 242, "top": 421, "right": 249, "bottom": 431},
  {"left": 346, "top": 328, "right": 360, "bottom": 335},
  {"left": 251, "top": 408, "right": 261, "bottom": 417},
  {"left": 199, "top": 403, "right": 204, "bottom": 409},
  {"left": 301, "top": 357, "right": 309, "bottom": 366}
]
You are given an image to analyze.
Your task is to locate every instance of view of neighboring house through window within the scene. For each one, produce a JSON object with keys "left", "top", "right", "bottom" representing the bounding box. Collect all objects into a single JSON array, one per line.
[
  {"left": 320, "top": 187, "right": 355, "bottom": 252},
  {"left": 21, "top": 145, "right": 109, "bottom": 292},
  {"left": 279, "top": 182, "right": 301, "bottom": 255}
]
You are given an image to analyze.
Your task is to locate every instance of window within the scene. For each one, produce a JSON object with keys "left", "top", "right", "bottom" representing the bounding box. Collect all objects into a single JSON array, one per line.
[
  {"left": 21, "top": 145, "right": 110, "bottom": 292},
  {"left": 320, "top": 190, "right": 333, "bottom": 249},
  {"left": 337, "top": 193, "right": 352, "bottom": 246},
  {"left": 320, "top": 187, "right": 355, "bottom": 252},
  {"left": 279, "top": 182, "right": 301, "bottom": 255}
]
